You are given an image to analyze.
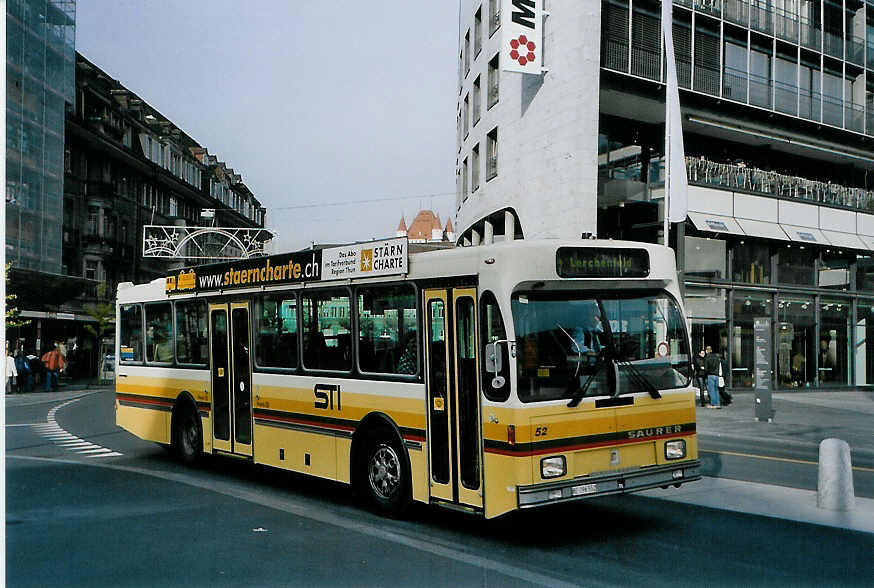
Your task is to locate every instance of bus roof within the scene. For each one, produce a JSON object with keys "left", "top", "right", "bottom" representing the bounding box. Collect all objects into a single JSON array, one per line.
[{"left": 117, "top": 239, "right": 677, "bottom": 304}]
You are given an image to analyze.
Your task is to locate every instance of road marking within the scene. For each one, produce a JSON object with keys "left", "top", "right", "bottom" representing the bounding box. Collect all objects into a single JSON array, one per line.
[
  {"left": 702, "top": 449, "right": 874, "bottom": 473},
  {"left": 31, "top": 397, "right": 124, "bottom": 459}
]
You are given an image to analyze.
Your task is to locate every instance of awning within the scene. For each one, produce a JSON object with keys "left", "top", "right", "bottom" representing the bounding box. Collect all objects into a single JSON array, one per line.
[
  {"left": 820, "top": 230, "right": 868, "bottom": 251},
  {"left": 735, "top": 218, "right": 790, "bottom": 241},
  {"left": 856, "top": 234, "right": 874, "bottom": 251},
  {"left": 780, "top": 224, "right": 830, "bottom": 245},
  {"left": 688, "top": 212, "right": 744, "bottom": 235}
]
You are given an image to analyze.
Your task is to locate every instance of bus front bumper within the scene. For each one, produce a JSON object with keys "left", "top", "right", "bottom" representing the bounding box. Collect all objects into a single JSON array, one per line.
[{"left": 517, "top": 460, "right": 701, "bottom": 508}]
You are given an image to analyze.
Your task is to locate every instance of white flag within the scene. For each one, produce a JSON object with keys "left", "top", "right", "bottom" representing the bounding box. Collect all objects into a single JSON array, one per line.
[{"left": 662, "top": 0, "right": 688, "bottom": 223}]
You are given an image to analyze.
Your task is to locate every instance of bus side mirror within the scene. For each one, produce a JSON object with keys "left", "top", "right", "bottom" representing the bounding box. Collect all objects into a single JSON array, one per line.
[{"left": 485, "top": 342, "right": 503, "bottom": 373}]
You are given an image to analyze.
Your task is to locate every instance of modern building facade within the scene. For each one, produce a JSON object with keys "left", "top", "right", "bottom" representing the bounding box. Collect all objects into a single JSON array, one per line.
[
  {"left": 456, "top": 0, "right": 874, "bottom": 391},
  {"left": 6, "top": 0, "right": 76, "bottom": 273},
  {"left": 7, "top": 51, "right": 267, "bottom": 377}
]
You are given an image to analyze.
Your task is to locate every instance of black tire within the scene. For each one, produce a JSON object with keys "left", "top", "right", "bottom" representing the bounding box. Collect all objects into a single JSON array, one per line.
[
  {"left": 174, "top": 408, "right": 202, "bottom": 465},
  {"left": 359, "top": 431, "right": 411, "bottom": 517}
]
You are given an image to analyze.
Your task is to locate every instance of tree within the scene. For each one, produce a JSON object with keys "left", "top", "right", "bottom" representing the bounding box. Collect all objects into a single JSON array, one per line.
[
  {"left": 5, "top": 263, "right": 31, "bottom": 348},
  {"left": 84, "top": 282, "right": 115, "bottom": 384}
]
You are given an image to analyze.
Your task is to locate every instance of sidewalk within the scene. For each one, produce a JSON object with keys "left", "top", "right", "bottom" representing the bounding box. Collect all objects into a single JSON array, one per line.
[
  {"left": 3, "top": 383, "right": 112, "bottom": 408},
  {"left": 642, "top": 389, "right": 874, "bottom": 533},
  {"left": 695, "top": 390, "right": 874, "bottom": 460}
]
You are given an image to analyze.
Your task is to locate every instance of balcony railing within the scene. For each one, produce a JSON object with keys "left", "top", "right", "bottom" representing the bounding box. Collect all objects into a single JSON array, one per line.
[{"left": 685, "top": 157, "right": 874, "bottom": 212}]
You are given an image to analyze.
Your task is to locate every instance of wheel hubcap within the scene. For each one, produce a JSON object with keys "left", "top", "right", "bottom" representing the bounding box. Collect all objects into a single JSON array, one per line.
[{"left": 368, "top": 444, "right": 401, "bottom": 500}]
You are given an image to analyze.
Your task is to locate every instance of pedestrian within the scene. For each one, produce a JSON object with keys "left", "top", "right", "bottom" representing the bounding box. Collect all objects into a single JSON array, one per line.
[
  {"left": 703, "top": 345, "right": 721, "bottom": 409},
  {"left": 41, "top": 340, "right": 66, "bottom": 392},
  {"left": 694, "top": 349, "right": 708, "bottom": 407},
  {"left": 15, "top": 349, "right": 32, "bottom": 393},
  {"left": 6, "top": 345, "right": 18, "bottom": 394}
]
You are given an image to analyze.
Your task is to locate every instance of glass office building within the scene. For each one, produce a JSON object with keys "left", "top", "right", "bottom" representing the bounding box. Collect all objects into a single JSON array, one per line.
[{"left": 6, "top": 0, "right": 76, "bottom": 273}]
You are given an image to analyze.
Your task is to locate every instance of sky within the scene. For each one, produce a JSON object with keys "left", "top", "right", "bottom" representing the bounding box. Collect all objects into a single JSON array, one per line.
[{"left": 75, "top": 1, "right": 460, "bottom": 253}]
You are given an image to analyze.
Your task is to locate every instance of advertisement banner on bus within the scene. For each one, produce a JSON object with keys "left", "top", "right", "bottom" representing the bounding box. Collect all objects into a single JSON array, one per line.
[
  {"left": 164, "top": 237, "right": 408, "bottom": 295},
  {"left": 321, "top": 237, "right": 407, "bottom": 280}
]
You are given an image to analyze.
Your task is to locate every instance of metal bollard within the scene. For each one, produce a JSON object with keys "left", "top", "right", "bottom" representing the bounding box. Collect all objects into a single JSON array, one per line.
[{"left": 817, "top": 438, "right": 855, "bottom": 511}]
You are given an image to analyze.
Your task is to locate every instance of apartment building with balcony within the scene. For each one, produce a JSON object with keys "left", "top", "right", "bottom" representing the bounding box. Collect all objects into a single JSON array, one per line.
[{"left": 456, "top": 0, "right": 874, "bottom": 391}]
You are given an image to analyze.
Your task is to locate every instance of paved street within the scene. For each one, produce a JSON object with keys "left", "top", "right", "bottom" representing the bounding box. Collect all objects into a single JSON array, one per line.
[{"left": 5, "top": 388, "right": 874, "bottom": 586}]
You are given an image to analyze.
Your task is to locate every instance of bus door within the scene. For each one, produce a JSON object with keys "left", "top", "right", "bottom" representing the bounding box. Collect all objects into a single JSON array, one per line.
[
  {"left": 208, "top": 302, "right": 253, "bottom": 457},
  {"left": 424, "top": 288, "right": 483, "bottom": 509}
]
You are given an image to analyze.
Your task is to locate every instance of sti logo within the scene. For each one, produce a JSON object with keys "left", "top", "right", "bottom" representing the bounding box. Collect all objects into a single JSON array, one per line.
[{"left": 360, "top": 248, "right": 373, "bottom": 272}]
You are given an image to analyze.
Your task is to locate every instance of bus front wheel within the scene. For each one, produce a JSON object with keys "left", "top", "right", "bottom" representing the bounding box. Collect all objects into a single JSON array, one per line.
[{"left": 359, "top": 432, "right": 411, "bottom": 517}]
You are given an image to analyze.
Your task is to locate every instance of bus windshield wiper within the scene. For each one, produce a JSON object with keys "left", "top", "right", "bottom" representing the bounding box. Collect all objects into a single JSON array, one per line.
[
  {"left": 614, "top": 358, "right": 662, "bottom": 399},
  {"left": 567, "top": 348, "right": 612, "bottom": 408}
]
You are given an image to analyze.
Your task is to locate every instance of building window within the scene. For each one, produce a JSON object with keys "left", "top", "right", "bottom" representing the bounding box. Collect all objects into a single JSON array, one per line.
[
  {"left": 819, "top": 298, "right": 849, "bottom": 386},
  {"left": 464, "top": 30, "right": 470, "bottom": 77},
  {"left": 685, "top": 236, "right": 726, "bottom": 280},
  {"left": 855, "top": 299, "right": 874, "bottom": 385},
  {"left": 87, "top": 205, "right": 99, "bottom": 236},
  {"left": 489, "top": 0, "right": 500, "bottom": 37},
  {"left": 473, "top": 76, "right": 481, "bottom": 125},
  {"left": 474, "top": 6, "right": 483, "bottom": 57},
  {"left": 463, "top": 93, "right": 470, "bottom": 138},
  {"left": 776, "top": 295, "right": 814, "bottom": 389},
  {"left": 486, "top": 127, "right": 498, "bottom": 181},
  {"left": 733, "top": 292, "right": 773, "bottom": 389},
  {"left": 488, "top": 54, "right": 499, "bottom": 109},
  {"left": 85, "top": 258, "right": 99, "bottom": 280},
  {"left": 732, "top": 241, "right": 770, "bottom": 284},
  {"left": 777, "top": 243, "right": 816, "bottom": 286},
  {"left": 471, "top": 144, "right": 480, "bottom": 193},
  {"left": 462, "top": 156, "right": 469, "bottom": 201}
]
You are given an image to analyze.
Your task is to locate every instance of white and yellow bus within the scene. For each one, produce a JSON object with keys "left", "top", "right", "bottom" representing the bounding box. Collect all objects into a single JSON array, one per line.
[{"left": 116, "top": 238, "right": 701, "bottom": 518}]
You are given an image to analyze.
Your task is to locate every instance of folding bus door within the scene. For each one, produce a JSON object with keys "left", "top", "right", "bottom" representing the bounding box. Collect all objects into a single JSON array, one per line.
[
  {"left": 424, "top": 287, "right": 483, "bottom": 510},
  {"left": 209, "top": 302, "right": 253, "bottom": 457}
]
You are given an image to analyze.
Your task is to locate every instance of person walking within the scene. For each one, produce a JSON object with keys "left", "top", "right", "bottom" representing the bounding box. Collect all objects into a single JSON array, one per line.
[
  {"left": 6, "top": 346, "right": 18, "bottom": 394},
  {"left": 41, "top": 340, "right": 66, "bottom": 392},
  {"left": 14, "top": 349, "right": 32, "bottom": 393},
  {"left": 694, "top": 349, "right": 708, "bottom": 407},
  {"left": 703, "top": 345, "right": 722, "bottom": 409}
]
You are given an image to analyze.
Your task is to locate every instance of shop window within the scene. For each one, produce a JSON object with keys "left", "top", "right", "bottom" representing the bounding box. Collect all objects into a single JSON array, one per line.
[
  {"left": 732, "top": 241, "right": 771, "bottom": 284},
  {"left": 776, "top": 244, "right": 815, "bottom": 286},
  {"left": 357, "top": 284, "right": 418, "bottom": 375},
  {"left": 775, "top": 295, "right": 814, "bottom": 389},
  {"left": 733, "top": 292, "right": 774, "bottom": 388},
  {"left": 855, "top": 300, "right": 874, "bottom": 385},
  {"left": 818, "top": 253, "right": 851, "bottom": 289},
  {"left": 819, "top": 298, "right": 849, "bottom": 386},
  {"left": 175, "top": 300, "right": 208, "bottom": 365},
  {"left": 685, "top": 236, "right": 726, "bottom": 280},
  {"left": 254, "top": 294, "right": 298, "bottom": 369},
  {"left": 856, "top": 255, "right": 874, "bottom": 291}
]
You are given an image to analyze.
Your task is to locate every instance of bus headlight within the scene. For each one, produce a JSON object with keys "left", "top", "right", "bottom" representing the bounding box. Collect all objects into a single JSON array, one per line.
[
  {"left": 665, "top": 440, "right": 687, "bottom": 460},
  {"left": 541, "top": 456, "right": 566, "bottom": 479}
]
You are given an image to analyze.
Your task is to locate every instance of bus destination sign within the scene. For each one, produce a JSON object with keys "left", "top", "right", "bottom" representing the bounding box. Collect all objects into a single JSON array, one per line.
[{"left": 556, "top": 247, "right": 650, "bottom": 278}]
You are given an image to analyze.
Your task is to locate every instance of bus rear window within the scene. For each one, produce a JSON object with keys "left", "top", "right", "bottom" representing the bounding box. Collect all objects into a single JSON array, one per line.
[{"left": 119, "top": 304, "right": 143, "bottom": 363}]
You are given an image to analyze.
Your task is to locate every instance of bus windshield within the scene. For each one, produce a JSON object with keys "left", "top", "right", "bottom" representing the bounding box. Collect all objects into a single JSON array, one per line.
[{"left": 512, "top": 290, "right": 691, "bottom": 402}]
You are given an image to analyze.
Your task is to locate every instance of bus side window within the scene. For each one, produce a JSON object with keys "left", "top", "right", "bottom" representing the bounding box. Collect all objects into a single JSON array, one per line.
[
  {"left": 119, "top": 304, "right": 143, "bottom": 363},
  {"left": 480, "top": 291, "right": 510, "bottom": 401},
  {"left": 357, "top": 284, "right": 418, "bottom": 376}
]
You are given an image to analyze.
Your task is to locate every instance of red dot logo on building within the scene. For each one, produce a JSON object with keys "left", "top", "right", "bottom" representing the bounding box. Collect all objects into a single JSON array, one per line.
[{"left": 509, "top": 34, "right": 536, "bottom": 66}]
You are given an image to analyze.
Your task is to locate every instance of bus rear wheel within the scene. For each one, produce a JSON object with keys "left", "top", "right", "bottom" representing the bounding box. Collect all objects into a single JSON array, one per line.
[
  {"left": 359, "top": 432, "right": 411, "bottom": 517},
  {"left": 174, "top": 408, "right": 202, "bottom": 465}
]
